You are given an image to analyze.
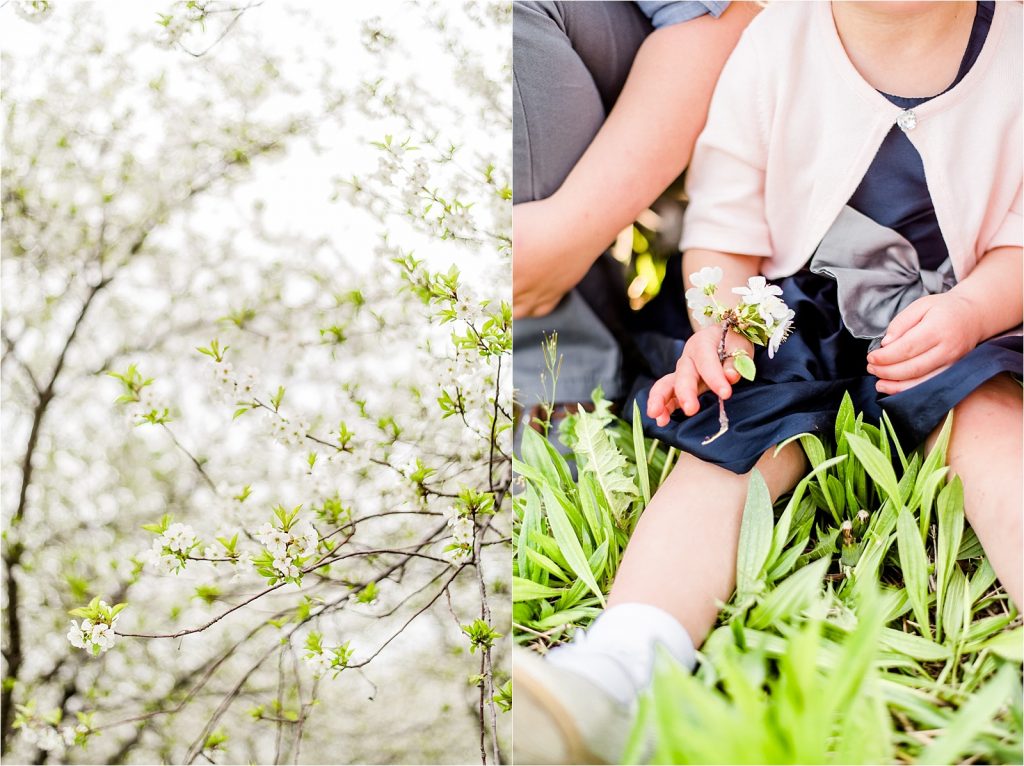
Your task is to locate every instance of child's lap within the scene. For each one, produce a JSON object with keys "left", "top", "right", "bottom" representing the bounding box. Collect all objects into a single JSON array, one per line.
[{"left": 631, "top": 270, "right": 1024, "bottom": 474}]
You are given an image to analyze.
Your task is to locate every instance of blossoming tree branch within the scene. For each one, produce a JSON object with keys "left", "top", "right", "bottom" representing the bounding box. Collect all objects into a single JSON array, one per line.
[{"left": 1, "top": 2, "right": 511, "bottom": 763}]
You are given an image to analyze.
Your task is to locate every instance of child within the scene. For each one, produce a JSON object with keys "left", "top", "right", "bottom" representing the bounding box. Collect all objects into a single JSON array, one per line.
[{"left": 514, "top": 2, "right": 1022, "bottom": 764}]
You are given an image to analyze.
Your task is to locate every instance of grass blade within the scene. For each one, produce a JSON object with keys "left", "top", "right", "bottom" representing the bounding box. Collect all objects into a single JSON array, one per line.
[
  {"left": 736, "top": 469, "right": 773, "bottom": 597},
  {"left": 896, "top": 507, "right": 932, "bottom": 638},
  {"left": 919, "top": 664, "right": 1018, "bottom": 765},
  {"left": 631, "top": 401, "right": 652, "bottom": 506},
  {"left": 538, "top": 484, "right": 606, "bottom": 607},
  {"left": 846, "top": 432, "right": 901, "bottom": 508}
]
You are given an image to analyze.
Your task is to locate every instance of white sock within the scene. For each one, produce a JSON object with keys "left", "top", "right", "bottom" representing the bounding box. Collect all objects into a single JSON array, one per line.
[{"left": 545, "top": 602, "right": 696, "bottom": 706}]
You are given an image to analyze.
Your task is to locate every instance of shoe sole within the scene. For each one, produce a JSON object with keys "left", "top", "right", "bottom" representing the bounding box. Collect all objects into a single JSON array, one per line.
[{"left": 514, "top": 650, "right": 605, "bottom": 765}]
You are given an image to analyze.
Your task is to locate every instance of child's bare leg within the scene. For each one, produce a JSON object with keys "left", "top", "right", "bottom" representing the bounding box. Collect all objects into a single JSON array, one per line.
[
  {"left": 608, "top": 441, "right": 807, "bottom": 644},
  {"left": 929, "top": 373, "right": 1022, "bottom": 608}
]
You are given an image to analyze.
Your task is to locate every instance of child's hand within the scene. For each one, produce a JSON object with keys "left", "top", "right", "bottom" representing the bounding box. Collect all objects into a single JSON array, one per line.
[
  {"left": 647, "top": 325, "right": 753, "bottom": 426},
  {"left": 867, "top": 292, "right": 983, "bottom": 394}
]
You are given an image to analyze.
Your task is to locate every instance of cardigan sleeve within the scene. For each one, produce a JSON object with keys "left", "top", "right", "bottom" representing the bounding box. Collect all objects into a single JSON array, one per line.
[
  {"left": 679, "top": 27, "right": 773, "bottom": 259},
  {"left": 984, "top": 181, "right": 1023, "bottom": 252}
]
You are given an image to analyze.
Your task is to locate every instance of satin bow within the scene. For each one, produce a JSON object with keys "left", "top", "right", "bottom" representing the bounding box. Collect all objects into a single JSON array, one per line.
[{"left": 809, "top": 205, "right": 955, "bottom": 351}]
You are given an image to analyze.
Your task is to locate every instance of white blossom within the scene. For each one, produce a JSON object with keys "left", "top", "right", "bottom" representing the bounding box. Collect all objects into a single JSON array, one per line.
[
  {"left": 732, "top": 275, "right": 783, "bottom": 306},
  {"left": 684, "top": 287, "right": 717, "bottom": 327},
  {"left": 689, "top": 266, "right": 723, "bottom": 292},
  {"left": 768, "top": 309, "right": 796, "bottom": 358}
]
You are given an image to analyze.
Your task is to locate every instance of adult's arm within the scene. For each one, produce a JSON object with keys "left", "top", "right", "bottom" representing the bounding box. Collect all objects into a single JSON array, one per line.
[{"left": 513, "top": 1, "right": 761, "bottom": 319}]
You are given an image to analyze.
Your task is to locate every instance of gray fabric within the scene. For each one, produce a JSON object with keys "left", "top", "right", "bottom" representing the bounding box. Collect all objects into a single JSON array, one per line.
[
  {"left": 513, "top": 2, "right": 651, "bottom": 406},
  {"left": 809, "top": 205, "right": 955, "bottom": 351}
]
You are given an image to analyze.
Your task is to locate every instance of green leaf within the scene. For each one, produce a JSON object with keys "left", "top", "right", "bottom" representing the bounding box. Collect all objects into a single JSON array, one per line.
[
  {"left": 631, "top": 401, "right": 651, "bottom": 506},
  {"left": 573, "top": 410, "right": 638, "bottom": 523},
  {"left": 748, "top": 557, "right": 830, "bottom": 629},
  {"left": 896, "top": 507, "right": 931, "bottom": 638},
  {"left": 877, "top": 628, "right": 951, "bottom": 662},
  {"left": 512, "top": 577, "right": 563, "bottom": 603},
  {"left": 919, "top": 664, "right": 1018, "bottom": 765},
  {"left": 733, "top": 352, "right": 756, "bottom": 381},
  {"left": 979, "top": 626, "right": 1023, "bottom": 662},
  {"left": 539, "top": 484, "right": 606, "bottom": 607},
  {"left": 846, "top": 432, "right": 900, "bottom": 508},
  {"left": 935, "top": 476, "right": 964, "bottom": 639},
  {"left": 735, "top": 469, "right": 773, "bottom": 597},
  {"left": 532, "top": 608, "right": 601, "bottom": 631},
  {"left": 941, "top": 565, "right": 969, "bottom": 646}
]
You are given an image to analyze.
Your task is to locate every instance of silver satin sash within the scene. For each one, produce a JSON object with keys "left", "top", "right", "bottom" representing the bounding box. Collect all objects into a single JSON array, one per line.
[{"left": 809, "top": 205, "right": 956, "bottom": 351}]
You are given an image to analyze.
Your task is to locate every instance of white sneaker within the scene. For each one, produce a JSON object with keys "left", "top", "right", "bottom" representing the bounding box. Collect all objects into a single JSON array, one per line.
[{"left": 513, "top": 646, "right": 636, "bottom": 765}]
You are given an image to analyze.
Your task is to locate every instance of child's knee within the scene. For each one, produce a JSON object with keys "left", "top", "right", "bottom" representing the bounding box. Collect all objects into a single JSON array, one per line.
[
  {"left": 951, "top": 374, "right": 1022, "bottom": 433},
  {"left": 932, "top": 374, "right": 1023, "bottom": 468}
]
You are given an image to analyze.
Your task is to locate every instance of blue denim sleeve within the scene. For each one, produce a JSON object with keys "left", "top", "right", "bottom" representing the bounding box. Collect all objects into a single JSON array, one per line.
[{"left": 636, "top": 1, "right": 730, "bottom": 28}]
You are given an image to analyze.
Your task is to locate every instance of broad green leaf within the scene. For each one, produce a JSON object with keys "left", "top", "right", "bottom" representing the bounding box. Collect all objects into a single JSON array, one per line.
[
  {"left": 573, "top": 410, "right": 638, "bottom": 523},
  {"left": 519, "top": 427, "right": 565, "bottom": 490},
  {"left": 512, "top": 577, "right": 563, "bottom": 602},
  {"left": 963, "top": 612, "right": 1014, "bottom": 645},
  {"left": 576, "top": 474, "right": 605, "bottom": 551},
  {"left": 748, "top": 557, "right": 830, "bottom": 629},
  {"left": 736, "top": 469, "right": 773, "bottom": 596},
  {"left": 532, "top": 607, "right": 601, "bottom": 631},
  {"left": 968, "top": 556, "right": 997, "bottom": 602},
  {"left": 878, "top": 628, "right": 951, "bottom": 662},
  {"left": 846, "top": 432, "right": 901, "bottom": 508},
  {"left": 765, "top": 456, "right": 846, "bottom": 572},
  {"left": 733, "top": 353, "right": 756, "bottom": 381},
  {"left": 979, "top": 626, "right": 1023, "bottom": 662},
  {"left": 919, "top": 664, "right": 1018, "bottom": 765},
  {"left": 896, "top": 507, "right": 931, "bottom": 638},
  {"left": 517, "top": 485, "right": 542, "bottom": 581},
  {"left": 539, "top": 484, "right": 606, "bottom": 607},
  {"left": 881, "top": 410, "right": 908, "bottom": 470},
  {"left": 935, "top": 476, "right": 964, "bottom": 638},
  {"left": 522, "top": 547, "right": 567, "bottom": 583},
  {"left": 957, "top": 527, "right": 985, "bottom": 560},
  {"left": 941, "top": 566, "right": 969, "bottom": 646},
  {"left": 631, "top": 401, "right": 651, "bottom": 506},
  {"left": 835, "top": 391, "right": 855, "bottom": 448}
]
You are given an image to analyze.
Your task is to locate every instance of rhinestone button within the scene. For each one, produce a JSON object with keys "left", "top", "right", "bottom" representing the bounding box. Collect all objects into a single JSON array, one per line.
[{"left": 896, "top": 109, "right": 918, "bottom": 132}]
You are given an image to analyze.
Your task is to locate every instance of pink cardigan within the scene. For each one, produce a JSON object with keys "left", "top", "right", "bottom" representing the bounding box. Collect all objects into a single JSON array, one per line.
[{"left": 680, "top": 0, "right": 1023, "bottom": 281}]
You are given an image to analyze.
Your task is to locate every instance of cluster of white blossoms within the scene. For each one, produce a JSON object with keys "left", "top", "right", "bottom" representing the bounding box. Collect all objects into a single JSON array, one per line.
[
  {"left": 19, "top": 722, "right": 86, "bottom": 752},
  {"left": 125, "top": 384, "right": 172, "bottom": 426},
  {"left": 261, "top": 410, "right": 310, "bottom": 447},
  {"left": 208, "top": 359, "right": 260, "bottom": 405},
  {"left": 255, "top": 519, "right": 319, "bottom": 579},
  {"left": 303, "top": 639, "right": 355, "bottom": 679},
  {"left": 67, "top": 616, "right": 118, "bottom": 655},
  {"left": 140, "top": 522, "right": 199, "bottom": 574},
  {"left": 443, "top": 505, "right": 475, "bottom": 565},
  {"left": 685, "top": 267, "right": 795, "bottom": 359}
]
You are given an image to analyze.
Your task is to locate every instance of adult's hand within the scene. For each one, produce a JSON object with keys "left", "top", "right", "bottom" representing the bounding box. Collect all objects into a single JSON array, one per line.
[{"left": 512, "top": 1, "right": 761, "bottom": 320}]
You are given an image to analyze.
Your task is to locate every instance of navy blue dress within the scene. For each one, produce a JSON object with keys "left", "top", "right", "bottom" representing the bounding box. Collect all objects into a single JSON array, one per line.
[{"left": 633, "top": 1, "right": 1022, "bottom": 474}]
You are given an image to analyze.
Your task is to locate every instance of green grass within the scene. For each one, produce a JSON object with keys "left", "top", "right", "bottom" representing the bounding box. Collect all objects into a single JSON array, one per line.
[{"left": 513, "top": 391, "right": 1023, "bottom": 764}]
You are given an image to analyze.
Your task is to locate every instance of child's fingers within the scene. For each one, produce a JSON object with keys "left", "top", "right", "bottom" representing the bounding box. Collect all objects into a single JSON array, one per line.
[
  {"left": 647, "top": 374, "right": 677, "bottom": 425},
  {"left": 692, "top": 340, "right": 732, "bottom": 400},
  {"left": 673, "top": 356, "right": 704, "bottom": 416},
  {"left": 878, "top": 298, "right": 929, "bottom": 349},
  {"left": 868, "top": 320, "right": 938, "bottom": 366},
  {"left": 875, "top": 363, "right": 951, "bottom": 394},
  {"left": 867, "top": 344, "right": 944, "bottom": 381}
]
